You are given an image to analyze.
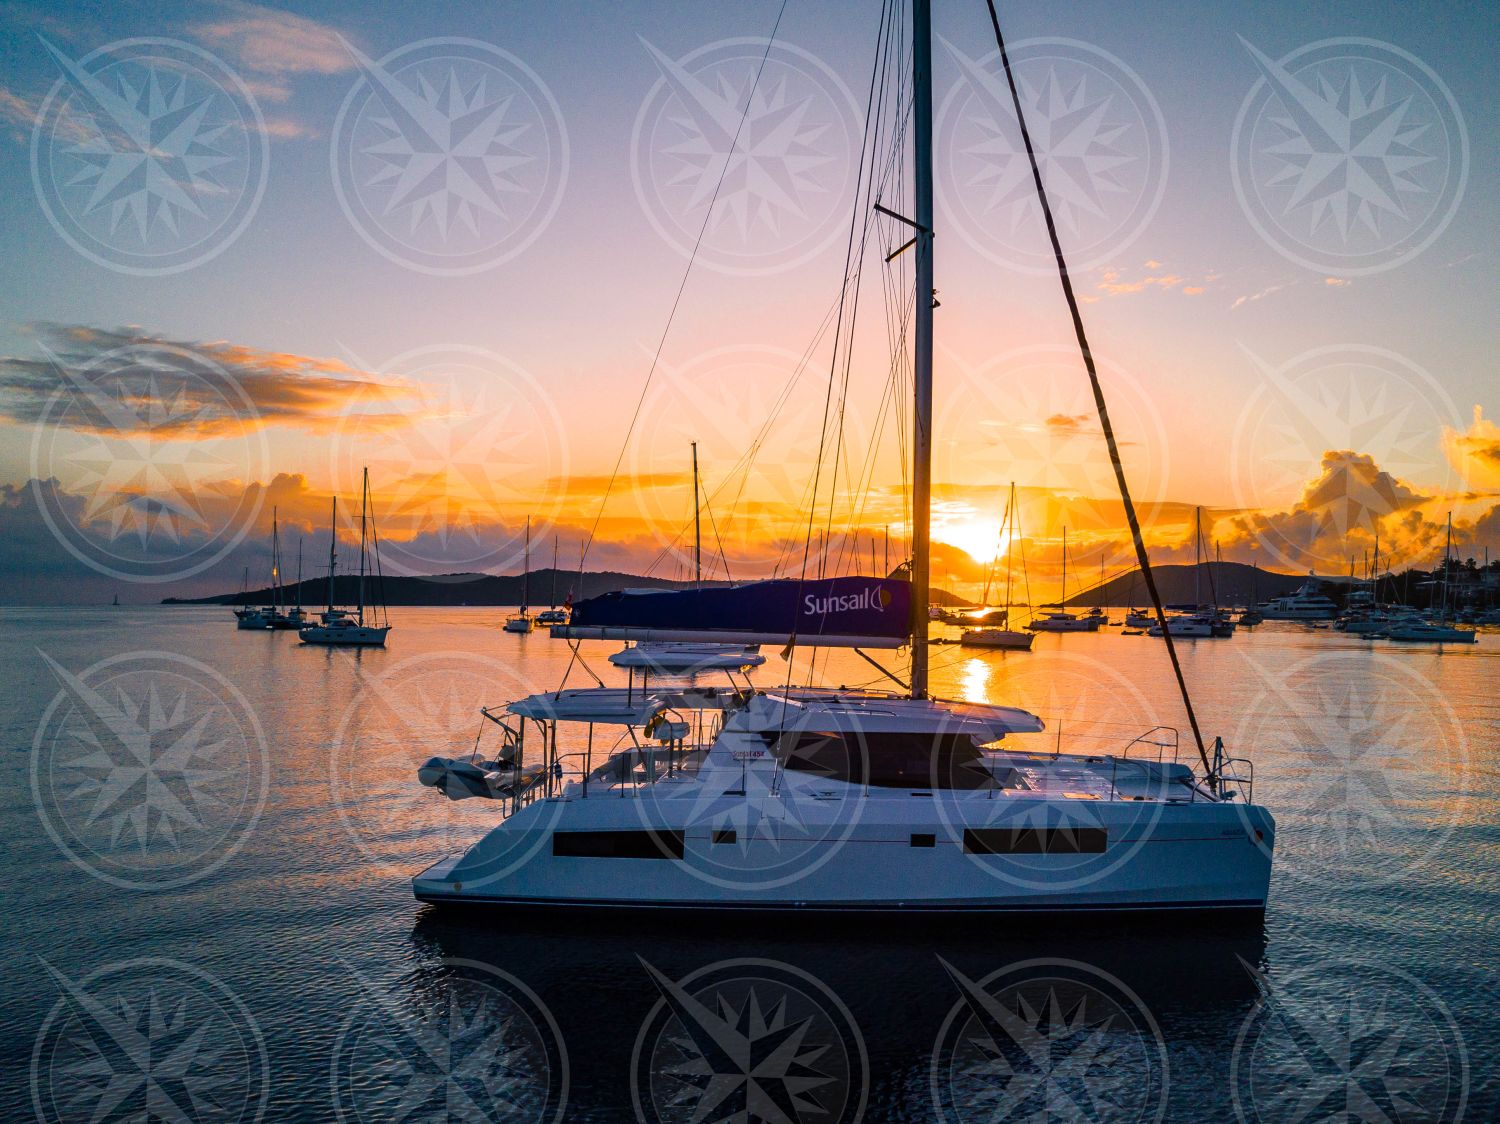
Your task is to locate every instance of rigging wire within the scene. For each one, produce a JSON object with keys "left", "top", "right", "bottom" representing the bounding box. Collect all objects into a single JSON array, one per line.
[
  {"left": 981, "top": 0, "right": 1212, "bottom": 776},
  {"left": 572, "top": 0, "right": 791, "bottom": 577}
]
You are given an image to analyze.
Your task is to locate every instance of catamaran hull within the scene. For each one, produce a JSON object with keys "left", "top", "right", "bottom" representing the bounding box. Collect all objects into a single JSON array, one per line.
[{"left": 414, "top": 801, "right": 1274, "bottom": 915}]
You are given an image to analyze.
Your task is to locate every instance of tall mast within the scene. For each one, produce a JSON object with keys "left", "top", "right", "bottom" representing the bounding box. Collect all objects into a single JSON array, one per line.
[
  {"left": 1005, "top": 482, "right": 1016, "bottom": 613},
  {"left": 1194, "top": 506, "right": 1202, "bottom": 608},
  {"left": 325, "top": 496, "right": 337, "bottom": 614},
  {"left": 1061, "top": 526, "right": 1068, "bottom": 610},
  {"left": 691, "top": 440, "right": 702, "bottom": 587},
  {"left": 522, "top": 515, "right": 531, "bottom": 612},
  {"left": 1442, "top": 512, "right": 1452, "bottom": 624},
  {"left": 271, "top": 507, "right": 281, "bottom": 611},
  {"left": 909, "top": 0, "right": 934, "bottom": 698},
  {"left": 550, "top": 535, "right": 558, "bottom": 609},
  {"left": 357, "top": 467, "right": 368, "bottom": 625},
  {"left": 296, "top": 538, "right": 303, "bottom": 612}
]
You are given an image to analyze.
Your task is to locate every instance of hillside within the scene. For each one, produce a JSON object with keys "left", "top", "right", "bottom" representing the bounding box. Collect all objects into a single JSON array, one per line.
[
  {"left": 166, "top": 569, "right": 974, "bottom": 608},
  {"left": 1057, "top": 562, "right": 1326, "bottom": 608}
]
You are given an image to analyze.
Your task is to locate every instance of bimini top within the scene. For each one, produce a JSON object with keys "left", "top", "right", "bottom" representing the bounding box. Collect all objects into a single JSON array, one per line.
[
  {"left": 506, "top": 685, "right": 745, "bottom": 725},
  {"left": 745, "top": 689, "right": 1045, "bottom": 740}
]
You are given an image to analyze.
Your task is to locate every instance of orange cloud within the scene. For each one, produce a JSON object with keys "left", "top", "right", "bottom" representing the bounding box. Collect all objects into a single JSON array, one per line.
[{"left": 0, "top": 324, "right": 413, "bottom": 439}]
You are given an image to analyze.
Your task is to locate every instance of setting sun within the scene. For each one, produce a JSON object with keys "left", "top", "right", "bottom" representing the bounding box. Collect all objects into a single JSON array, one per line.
[{"left": 936, "top": 517, "right": 1008, "bottom": 566}]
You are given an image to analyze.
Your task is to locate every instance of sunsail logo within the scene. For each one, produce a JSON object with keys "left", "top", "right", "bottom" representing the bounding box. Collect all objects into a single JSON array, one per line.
[{"left": 803, "top": 584, "right": 893, "bottom": 616}]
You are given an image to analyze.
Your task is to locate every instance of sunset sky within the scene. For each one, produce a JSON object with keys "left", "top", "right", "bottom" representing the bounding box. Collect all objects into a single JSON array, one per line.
[{"left": 1, "top": 0, "right": 1497, "bottom": 603}]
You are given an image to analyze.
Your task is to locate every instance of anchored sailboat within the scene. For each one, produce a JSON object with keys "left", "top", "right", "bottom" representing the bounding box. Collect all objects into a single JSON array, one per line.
[
  {"left": 961, "top": 482, "right": 1032, "bottom": 650},
  {"left": 412, "top": 0, "right": 1273, "bottom": 916},
  {"left": 299, "top": 469, "right": 391, "bottom": 646},
  {"left": 502, "top": 517, "right": 537, "bottom": 633},
  {"left": 608, "top": 442, "right": 767, "bottom": 674}
]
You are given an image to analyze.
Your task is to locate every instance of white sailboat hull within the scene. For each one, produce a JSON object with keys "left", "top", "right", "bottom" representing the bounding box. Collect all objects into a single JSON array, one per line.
[{"left": 299, "top": 624, "right": 391, "bottom": 646}]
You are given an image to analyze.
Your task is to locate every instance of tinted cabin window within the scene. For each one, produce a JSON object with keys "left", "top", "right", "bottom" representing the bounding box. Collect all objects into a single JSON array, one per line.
[
  {"left": 552, "top": 830, "right": 684, "bottom": 859},
  {"left": 776, "top": 730, "right": 996, "bottom": 790},
  {"left": 963, "top": 827, "right": 1107, "bottom": 855}
]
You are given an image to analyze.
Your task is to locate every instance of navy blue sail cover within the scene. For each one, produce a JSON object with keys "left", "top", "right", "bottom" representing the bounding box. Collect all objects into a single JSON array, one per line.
[{"left": 568, "top": 576, "right": 911, "bottom": 643}]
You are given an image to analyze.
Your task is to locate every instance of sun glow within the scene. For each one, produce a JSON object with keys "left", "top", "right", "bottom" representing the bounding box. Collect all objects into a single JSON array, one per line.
[{"left": 937, "top": 517, "right": 1009, "bottom": 565}]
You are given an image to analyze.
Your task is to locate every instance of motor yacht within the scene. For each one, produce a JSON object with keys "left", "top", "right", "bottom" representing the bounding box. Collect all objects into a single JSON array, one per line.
[{"left": 1256, "top": 578, "right": 1338, "bottom": 620}]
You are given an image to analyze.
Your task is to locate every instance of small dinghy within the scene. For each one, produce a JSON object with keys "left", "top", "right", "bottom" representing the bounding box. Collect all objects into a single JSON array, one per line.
[{"left": 417, "top": 756, "right": 545, "bottom": 801}]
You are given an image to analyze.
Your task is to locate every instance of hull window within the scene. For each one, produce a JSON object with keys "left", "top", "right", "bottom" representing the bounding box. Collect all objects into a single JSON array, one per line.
[
  {"left": 910, "top": 833, "right": 936, "bottom": 848},
  {"left": 552, "top": 830, "right": 685, "bottom": 860},
  {"left": 964, "top": 827, "right": 1107, "bottom": 855}
]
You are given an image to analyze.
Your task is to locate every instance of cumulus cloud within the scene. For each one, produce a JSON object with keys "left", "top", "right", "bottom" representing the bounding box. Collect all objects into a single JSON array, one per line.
[
  {"left": 1443, "top": 405, "right": 1500, "bottom": 489},
  {"left": 0, "top": 323, "right": 413, "bottom": 438}
]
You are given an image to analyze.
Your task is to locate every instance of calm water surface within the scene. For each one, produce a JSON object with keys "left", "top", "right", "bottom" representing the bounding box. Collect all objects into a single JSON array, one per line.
[{"left": 2, "top": 606, "right": 1496, "bottom": 1121}]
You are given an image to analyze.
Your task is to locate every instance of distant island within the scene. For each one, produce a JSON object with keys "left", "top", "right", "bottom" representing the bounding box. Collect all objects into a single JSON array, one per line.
[
  {"left": 164, "top": 569, "right": 977, "bottom": 608},
  {"left": 1056, "top": 561, "right": 1316, "bottom": 608}
]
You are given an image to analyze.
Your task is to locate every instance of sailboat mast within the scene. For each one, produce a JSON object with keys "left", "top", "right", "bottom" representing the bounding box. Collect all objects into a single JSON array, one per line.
[
  {"left": 550, "top": 536, "right": 558, "bottom": 609},
  {"left": 326, "top": 497, "right": 337, "bottom": 614},
  {"left": 271, "top": 507, "right": 280, "bottom": 611},
  {"left": 909, "top": 0, "right": 935, "bottom": 698},
  {"left": 522, "top": 516, "right": 531, "bottom": 611},
  {"left": 357, "top": 468, "right": 368, "bottom": 625},
  {"left": 692, "top": 440, "right": 702, "bottom": 588},
  {"left": 1061, "top": 526, "right": 1068, "bottom": 610},
  {"left": 1194, "top": 507, "right": 1202, "bottom": 607},
  {"left": 296, "top": 538, "right": 303, "bottom": 612},
  {"left": 1005, "top": 482, "right": 1016, "bottom": 612}
]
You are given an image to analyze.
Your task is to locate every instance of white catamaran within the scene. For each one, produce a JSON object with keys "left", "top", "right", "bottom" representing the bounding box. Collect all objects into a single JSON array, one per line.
[{"left": 412, "top": 0, "right": 1274, "bottom": 916}]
